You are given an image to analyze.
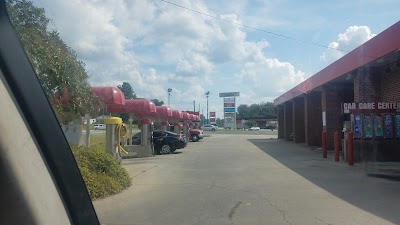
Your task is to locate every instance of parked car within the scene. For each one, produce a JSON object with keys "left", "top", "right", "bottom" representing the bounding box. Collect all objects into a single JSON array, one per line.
[
  {"left": 189, "top": 128, "right": 204, "bottom": 142},
  {"left": 248, "top": 126, "right": 260, "bottom": 131},
  {"left": 131, "top": 130, "right": 187, "bottom": 154},
  {"left": 93, "top": 124, "right": 106, "bottom": 130},
  {"left": 201, "top": 124, "right": 218, "bottom": 131}
]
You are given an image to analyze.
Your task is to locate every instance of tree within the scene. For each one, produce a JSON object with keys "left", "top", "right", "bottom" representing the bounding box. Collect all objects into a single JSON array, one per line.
[
  {"left": 237, "top": 102, "right": 277, "bottom": 119},
  {"left": 7, "top": 0, "right": 101, "bottom": 123},
  {"left": 216, "top": 118, "right": 224, "bottom": 127},
  {"left": 237, "top": 104, "right": 250, "bottom": 119},
  {"left": 117, "top": 82, "right": 137, "bottom": 99},
  {"left": 151, "top": 99, "right": 164, "bottom": 106}
]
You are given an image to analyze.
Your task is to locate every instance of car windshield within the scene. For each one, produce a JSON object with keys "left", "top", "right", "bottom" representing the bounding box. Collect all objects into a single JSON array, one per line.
[{"left": 5, "top": 1, "right": 400, "bottom": 225}]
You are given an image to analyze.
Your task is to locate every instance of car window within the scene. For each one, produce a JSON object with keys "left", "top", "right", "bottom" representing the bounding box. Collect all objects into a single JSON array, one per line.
[{"left": 5, "top": 1, "right": 400, "bottom": 225}]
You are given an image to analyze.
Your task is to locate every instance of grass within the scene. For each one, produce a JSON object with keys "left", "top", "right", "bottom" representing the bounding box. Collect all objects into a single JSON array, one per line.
[{"left": 89, "top": 135, "right": 106, "bottom": 146}]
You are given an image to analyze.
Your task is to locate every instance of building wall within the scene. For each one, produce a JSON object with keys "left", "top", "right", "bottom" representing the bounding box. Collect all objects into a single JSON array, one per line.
[
  {"left": 305, "top": 92, "right": 322, "bottom": 146},
  {"left": 354, "top": 68, "right": 381, "bottom": 102},
  {"left": 353, "top": 65, "right": 400, "bottom": 161},
  {"left": 284, "top": 102, "right": 293, "bottom": 140},
  {"left": 278, "top": 105, "right": 284, "bottom": 139},
  {"left": 380, "top": 66, "right": 400, "bottom": 101},
  {"left": 293, "top": 97, "right": 305, "bottom": 143}
]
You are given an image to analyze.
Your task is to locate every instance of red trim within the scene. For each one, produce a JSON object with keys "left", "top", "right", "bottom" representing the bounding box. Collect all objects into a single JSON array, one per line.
[
  {"left": 161, "top": 121, "right": 169, "bottom": 126},
  {"left": 174, "top": 122, "right": 181, "bottom": 126},
  {"left": 274, "top": 21, "right": 400, "bottom": 106}
]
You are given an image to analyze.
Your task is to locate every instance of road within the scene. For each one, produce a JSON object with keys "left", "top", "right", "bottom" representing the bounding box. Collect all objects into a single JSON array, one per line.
[{"left": 93, "top": 133, "right": 399, "bottom": 225}]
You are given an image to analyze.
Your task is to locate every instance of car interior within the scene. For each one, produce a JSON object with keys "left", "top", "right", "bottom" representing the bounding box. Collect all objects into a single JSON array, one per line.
[{"left": 0, "top": 1, "right": 100, "bottom": 224}]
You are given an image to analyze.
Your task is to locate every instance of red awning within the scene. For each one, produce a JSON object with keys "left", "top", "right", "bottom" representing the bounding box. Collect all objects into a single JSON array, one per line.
[
  {"left": 182, "top": 112, "right": 190, "bottom": 120},
  {"left": 171, "top": 110, "right": 183, "bottom": 120},
  {"left": 192, "top": 115, "right": 200, "bottom": 121},
  {"left": 154, "top": 106, "right": 173, "bottom": 120},
  {"left": 91, "top": 86, "right": 125, "bottom": 106},
  {"left": 107, "top": 99, "right": 156, "bottom": 117}
]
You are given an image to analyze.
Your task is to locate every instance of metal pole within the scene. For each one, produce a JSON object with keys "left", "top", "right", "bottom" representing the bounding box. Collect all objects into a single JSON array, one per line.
[
  {"left": 128, "top": 113, "right": 133, "bottom": 145},
  {"left": 334, "top": 131, "right": 339, "bottom": 162},
  {"left": 206, "top": 96, "right": 209, "bottom": 124},
  {"left": 168, "top": 92, "right": 170, "bottom": 107},
  {"left": 85, "top": 113, "right": 90, "bottom": 147},
  {"left": 193, "top": 100, "right": 195, "bottom": 111},
  {"left": 322, "top": 131, "right": 327, "bottom": 158},
  {"left": 348, "top": 132, "right": 354, "bottom": 166}
]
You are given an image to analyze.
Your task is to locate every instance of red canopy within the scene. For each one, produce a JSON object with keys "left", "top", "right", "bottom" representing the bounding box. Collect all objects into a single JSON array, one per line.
[
  {"left": 107, "top": 99, "right": 156, "bottom": 117},
  {"left": 91, "top": 86, "right": 125, "bottom": 106},
  {"left": 55, "top": 86, "right": 126, "bottom": 106},
  {"left": 171, "top": 110, "right": 183, "bottom": 120},
  {"left": 192, "top": 115, "right": 200, "bottom": 122},
  {"left": 182, "top": 112, "right": 190, "bottom": 120},
  {"left": 154, "top": 106, "right": 173, "bottom": 120}
]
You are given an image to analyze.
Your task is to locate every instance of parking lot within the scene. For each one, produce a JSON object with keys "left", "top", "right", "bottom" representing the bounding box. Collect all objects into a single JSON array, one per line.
[{"left": 93, "top": 132, "right": 399, "bottom": 225}]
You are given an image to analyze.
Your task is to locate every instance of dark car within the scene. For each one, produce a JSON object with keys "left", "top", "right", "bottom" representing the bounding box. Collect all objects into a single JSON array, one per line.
[{"left": 132, "top": 130, "right": 187, "bottom": 154}]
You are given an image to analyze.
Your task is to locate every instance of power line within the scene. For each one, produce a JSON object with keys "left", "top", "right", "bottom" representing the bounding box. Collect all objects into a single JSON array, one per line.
[{"left": 158, "top": 0, "right": 350, "bottom": 53}]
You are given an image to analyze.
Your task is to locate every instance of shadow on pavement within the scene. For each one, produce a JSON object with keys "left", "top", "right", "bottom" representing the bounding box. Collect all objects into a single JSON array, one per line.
[{"left": 248, "top": 138, "right": 400, "bottom": 225}]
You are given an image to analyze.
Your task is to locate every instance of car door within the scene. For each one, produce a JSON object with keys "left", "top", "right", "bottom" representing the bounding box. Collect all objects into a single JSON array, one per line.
[{"left": 0, "top": 2, "right": 99, "bottom": 224}]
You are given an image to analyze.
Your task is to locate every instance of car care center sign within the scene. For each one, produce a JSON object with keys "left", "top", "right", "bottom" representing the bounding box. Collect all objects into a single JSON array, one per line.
[{"left": 342, "top": 102, "right": 400, "bottom": 114}]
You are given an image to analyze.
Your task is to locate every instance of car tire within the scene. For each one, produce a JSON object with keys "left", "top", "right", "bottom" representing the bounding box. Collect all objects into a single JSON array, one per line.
[
  {"left": 192, "top": 134, "right": 199, "bottom": 142},
  {"left": 211, "top": 128, "right": 215, "bottom": 132},
  {"left": 159, "top": 144, "right": 172, "bottom": 154}
]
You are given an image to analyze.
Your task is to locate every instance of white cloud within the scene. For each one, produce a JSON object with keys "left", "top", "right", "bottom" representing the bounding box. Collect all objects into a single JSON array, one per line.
[
  {"left": 35, "top": 0, "right": 308, "bottom": 113},
  {"left": 237, "top": 57, "right": 306, "bottom": 96},
  {"left": 320, "top": 26, "right": 376, "bottom": 63}
]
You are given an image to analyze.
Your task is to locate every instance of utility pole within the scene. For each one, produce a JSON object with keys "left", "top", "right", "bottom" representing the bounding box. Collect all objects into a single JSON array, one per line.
[
  {"left": 205, "top": 91, "right": 210, "bottom": 124},
  {"left": 193, "top": 100, "right": 195, "bottom": 112},
  {"left": 198, "top": 103, "right": 200, "bottom": 113},
  {"left": 167, "top": 88, "right": 172, "bottom": 107}
]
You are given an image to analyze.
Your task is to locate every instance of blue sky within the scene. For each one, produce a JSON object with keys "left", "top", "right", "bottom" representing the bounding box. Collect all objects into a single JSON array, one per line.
[{"left": 33, "top": 0, "right": 400, "bottom": 118}]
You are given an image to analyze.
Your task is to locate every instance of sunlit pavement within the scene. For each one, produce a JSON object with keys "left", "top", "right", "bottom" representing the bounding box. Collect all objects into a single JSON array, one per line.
[{"left": 93, "top": 134, "right": 400, "bottom": 225}]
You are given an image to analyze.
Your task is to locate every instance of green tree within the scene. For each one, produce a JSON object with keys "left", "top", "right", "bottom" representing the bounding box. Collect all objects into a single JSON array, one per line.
[
  {"left": 237, "top": 102, "right": 277, "bottom": 119},
  {"left": 151, "top": 99, "right": 164, "bottom": 106},
  {"left": 117, "top": 82, "right": 137, "bottom": 99},
  {"left": 237, "top": 104, "right": 250, "bottom": 119},
  {"left": 6, "top": 0, "right": 101, "bottom": 123},
  {"left": 216, "top": 118, "right": 224, "bottom": 127}
]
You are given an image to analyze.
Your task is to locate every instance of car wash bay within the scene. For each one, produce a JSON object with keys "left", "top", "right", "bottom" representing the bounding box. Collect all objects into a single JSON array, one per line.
[{"left": 275, "top": 21, "right": 400, "bottom": 162}]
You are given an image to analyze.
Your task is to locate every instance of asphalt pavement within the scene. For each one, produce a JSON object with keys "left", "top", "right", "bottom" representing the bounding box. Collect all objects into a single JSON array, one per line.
[{"left": 93, "top": 133, "right": 400, "bottom": 225}]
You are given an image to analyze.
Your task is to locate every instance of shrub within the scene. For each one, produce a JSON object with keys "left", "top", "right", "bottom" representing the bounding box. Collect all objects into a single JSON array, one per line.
[{"left": 71, "top": 144, "right": 132, "bottom": 200}]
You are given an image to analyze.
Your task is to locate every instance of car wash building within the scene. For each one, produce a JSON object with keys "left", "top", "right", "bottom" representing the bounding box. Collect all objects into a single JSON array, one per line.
[{"left": 274, "top": 21, "right": 400, "bottom": 161}]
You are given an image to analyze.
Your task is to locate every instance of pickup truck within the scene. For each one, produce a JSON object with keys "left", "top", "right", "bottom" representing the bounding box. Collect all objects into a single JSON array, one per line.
[{"left": 189, "top": 129, "right": 204, "bottom": 142}]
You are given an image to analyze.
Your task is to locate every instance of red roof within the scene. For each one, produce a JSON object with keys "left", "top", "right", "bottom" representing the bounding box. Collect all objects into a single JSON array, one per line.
[
  {"left": 171, "top": 110, "right": 183, "bottom": 120},
  {"left": 107, "top": 99, "right": 156, "bottom": 117},
  {"left": 91, "top": 86, "right": 125, "bottom": 106},
  {"left": 154, "top": 106, "right": 173, "bottom": 120},
  {"left": 274, "top": 21, "right": 400, "bottom": 106}
]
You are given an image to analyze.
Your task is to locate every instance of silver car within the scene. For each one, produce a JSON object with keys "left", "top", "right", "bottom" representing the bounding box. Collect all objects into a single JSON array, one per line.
[{"left": 201, "top": 124, "right": 218, "bottom": 131}]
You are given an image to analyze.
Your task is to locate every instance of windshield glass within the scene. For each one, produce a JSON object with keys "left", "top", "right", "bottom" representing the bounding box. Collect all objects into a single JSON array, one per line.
[{"left": 6, "top": 0, "right": 400, "bottom": 224}]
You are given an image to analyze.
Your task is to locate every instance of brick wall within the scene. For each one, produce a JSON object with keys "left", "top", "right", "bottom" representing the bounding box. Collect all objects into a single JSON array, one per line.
[
  {"left": 321, "top": 84, "right": 343, "bottom": 150},
  {"left": 305, "top": 92, "right": 322, "bottom": 146},
  {"left": 277, "top": 105, "right": 284, "bottom": 139},
  {"left": 380, "top": 66, "right": 400, "bottom": 101},
  {"left": 284, "top": 102, "right": 293, "bottom": 140},
  {"left": 293, "top": 97, "right": 305, "bottom": 143},
  {"left": 354, "top": 68, "right": 381, "bottom": 102}
]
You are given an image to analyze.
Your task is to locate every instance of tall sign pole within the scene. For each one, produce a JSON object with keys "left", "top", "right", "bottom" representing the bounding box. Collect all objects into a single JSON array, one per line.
[
  {"left": 219, "top": 92, "right": 240, "bottom": 129},
  {"left": 205, "top": 91, "right": 210, "bottom": 124}
]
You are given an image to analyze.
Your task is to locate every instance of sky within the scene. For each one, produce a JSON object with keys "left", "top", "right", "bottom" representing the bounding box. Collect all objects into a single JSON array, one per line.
[{"left": 32, "top": 0, "right": 400, "bottom": 118}]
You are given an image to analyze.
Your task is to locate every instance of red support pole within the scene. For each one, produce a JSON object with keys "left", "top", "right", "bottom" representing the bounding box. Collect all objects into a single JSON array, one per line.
[
  {"left": 322, "top": 131, "right": 327, "bottom": 158},
  {"left": 334, "top": 132, "right": 339, "bottom": 162},
  {"left": 347, "top": 132, "right": 353, "bottom": 166}
]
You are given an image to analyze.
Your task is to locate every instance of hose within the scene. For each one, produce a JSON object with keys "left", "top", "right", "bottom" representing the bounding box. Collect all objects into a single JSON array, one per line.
[{"left": 116, "top": 124, "right": 129, "bottom": 155}]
